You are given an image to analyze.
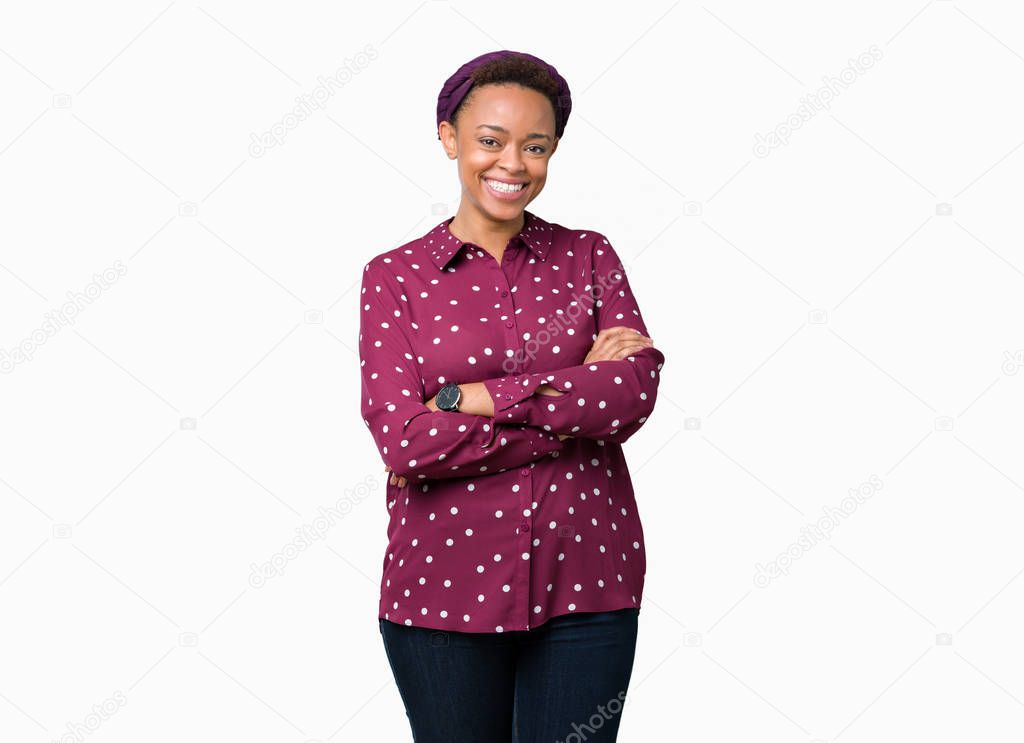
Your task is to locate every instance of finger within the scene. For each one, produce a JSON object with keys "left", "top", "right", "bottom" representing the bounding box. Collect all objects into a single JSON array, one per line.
[
  {"left": 599, "top": 325, "right": 631, "bottom": 336},
  {"left": 590, "top": 330, "right": 626, "bottom": 357},
  {"left": 588, "top": 328, "right": 652, "bottom": 363},
  {"left": 617, "top": 332, "right": 653, "bottom": 348},
  {"left": 603, "top": 327, "right": 650, "bottom": 347},
  {"left": 611, "top": 346, "right": 643, "bottom": 361},
  {"left": 606, "top": 343, "right": 638, "bottom": 360},
  {"left": 605, "top": 325, "right": 641, "bottom": 337},
  {"left": 612, "top": 341, "right": 650, "bottom": 360},
  {"left": 587, "top": 339, "right": 631, "bottom": 363},
  {"left": 536, "top": 383, "right": 565, "bottom": 396},
  {"left": 620, "top": 328, "right": 652, "bottom": 343}
]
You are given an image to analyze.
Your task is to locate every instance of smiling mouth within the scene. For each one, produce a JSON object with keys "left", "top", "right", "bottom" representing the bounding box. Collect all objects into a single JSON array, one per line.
[{"left": 483, "top": 178, "right": 528, "bottom": 194}]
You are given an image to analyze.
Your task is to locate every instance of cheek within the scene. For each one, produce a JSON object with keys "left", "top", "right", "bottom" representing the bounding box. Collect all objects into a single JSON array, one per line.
[{"left": 460, "top": 156, "right": 491, "bottom": 181}]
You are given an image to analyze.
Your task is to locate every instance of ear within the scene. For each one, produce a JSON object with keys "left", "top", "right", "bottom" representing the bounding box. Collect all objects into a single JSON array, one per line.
[{"left": 438, "top": 120, "right": 458, "bottom": 160}]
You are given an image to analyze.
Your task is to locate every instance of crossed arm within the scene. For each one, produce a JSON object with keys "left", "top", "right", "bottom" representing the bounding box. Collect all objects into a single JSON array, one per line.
[
  {"left": 424, "top": 325, "right": 656, "bottom": 418},
  {"left": 384, "top": 328, "right": 660, "bottom": 486},
  {"left": 360, "top": 236, "right": 665, "bottom": 486}
]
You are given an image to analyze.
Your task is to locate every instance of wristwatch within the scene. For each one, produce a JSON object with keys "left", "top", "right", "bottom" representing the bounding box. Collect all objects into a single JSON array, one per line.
[{"left": 436, "top": 382, "right": 462, "bottom": 412}]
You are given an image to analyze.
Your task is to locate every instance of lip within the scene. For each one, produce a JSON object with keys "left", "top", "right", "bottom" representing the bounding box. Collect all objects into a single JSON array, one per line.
[
  {"left": 484, "top": 176, "right": 528, "bottom": 185},
  {"left": 483, "top": 176, "right": 529, "bottom": 201}
]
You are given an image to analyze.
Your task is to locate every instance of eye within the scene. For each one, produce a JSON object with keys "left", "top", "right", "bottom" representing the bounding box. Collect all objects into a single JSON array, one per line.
[{"left": 479, "top": 138, "right": 546, "bottom": 154}]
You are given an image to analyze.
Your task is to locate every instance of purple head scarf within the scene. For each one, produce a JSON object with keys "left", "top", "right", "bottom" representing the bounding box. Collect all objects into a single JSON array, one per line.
[{"left": 436, "top": 50, "right": 572, "bottom": 141}]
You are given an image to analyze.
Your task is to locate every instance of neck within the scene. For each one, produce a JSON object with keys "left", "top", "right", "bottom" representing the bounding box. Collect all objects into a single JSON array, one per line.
[{"left": 449, "top": 207, "right": 525, "bottom": 260}]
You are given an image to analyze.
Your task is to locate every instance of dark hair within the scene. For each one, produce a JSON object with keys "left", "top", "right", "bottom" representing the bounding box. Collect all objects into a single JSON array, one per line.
[{"left": 449, "top": 54, "right": 563, "bottom": 136}]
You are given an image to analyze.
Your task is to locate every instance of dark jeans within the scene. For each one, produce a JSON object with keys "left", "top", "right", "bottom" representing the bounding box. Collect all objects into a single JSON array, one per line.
[{"left": 379, "top": 607, "right": 640, "bottom": 743}]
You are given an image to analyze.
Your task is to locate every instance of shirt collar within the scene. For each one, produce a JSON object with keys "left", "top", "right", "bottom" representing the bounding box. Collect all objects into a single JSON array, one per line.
[{"left": 424, "top": 209, "right": 554, "bottom": 271}]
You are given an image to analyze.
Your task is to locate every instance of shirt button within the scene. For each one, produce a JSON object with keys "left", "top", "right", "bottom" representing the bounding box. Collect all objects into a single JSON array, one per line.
[
  {"left": 520, "top": 468, "right": 530, "bottom": 477},
  {"left": 520, "top": 521, "right": 530, "bottom": 532},
  {"left": 505, "top": 321, "right": 513, "bottom": 328},
  {"left": 501, "top": 290, "right": 508, "bottom": 297}
]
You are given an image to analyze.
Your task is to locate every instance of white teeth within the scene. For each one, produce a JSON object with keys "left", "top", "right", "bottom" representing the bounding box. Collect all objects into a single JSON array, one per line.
[{"left": 486, "top": 179, "right": 525, "bottom": 193}]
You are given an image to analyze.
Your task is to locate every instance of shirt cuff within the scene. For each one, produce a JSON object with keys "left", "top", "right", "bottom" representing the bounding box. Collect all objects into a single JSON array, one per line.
[
  {"left": 483, "top": 373, "right": 555, "bottom": 425},
  {"left": 477, "top": 419, "right": 565, "bottom": 460}
]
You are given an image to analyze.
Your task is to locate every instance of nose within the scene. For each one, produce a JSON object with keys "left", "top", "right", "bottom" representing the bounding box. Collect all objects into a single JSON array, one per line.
[{"left": 497, "top": 144, "right": 525, "bottom": 174}]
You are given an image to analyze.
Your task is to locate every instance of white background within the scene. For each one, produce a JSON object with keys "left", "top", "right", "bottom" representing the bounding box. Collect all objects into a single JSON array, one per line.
[{"left": 2, "top": 1, "right": 1024, "bottom": 741}]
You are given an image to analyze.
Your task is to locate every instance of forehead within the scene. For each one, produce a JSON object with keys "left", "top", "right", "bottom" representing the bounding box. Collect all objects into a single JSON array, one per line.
[{"left": 462, "top": 84, "right": 555, "bottom": 132}]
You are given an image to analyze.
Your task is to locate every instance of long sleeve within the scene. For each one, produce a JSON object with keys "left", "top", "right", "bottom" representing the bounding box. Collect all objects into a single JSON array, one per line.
[
  {"left": 481, "top": 235, "right": 665, "bottom": 444},
  {"left": 359, "top": 259, "right": 565, "bottom": 482}
]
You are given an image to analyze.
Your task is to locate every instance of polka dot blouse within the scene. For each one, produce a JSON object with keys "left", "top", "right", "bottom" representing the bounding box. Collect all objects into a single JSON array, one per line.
[{"left": 359, "top": 209, "right": 666, "bottom": 633}]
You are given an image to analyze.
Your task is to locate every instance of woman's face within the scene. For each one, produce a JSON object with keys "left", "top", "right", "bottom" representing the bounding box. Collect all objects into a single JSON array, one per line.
[{"left": 440, "top": 83, "right": 558, "bottom": 223}]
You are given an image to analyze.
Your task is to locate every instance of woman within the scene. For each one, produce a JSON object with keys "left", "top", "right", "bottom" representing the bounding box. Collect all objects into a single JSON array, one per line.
[{"left": 358, "top": 50, "right": 666, "bottom": 742}]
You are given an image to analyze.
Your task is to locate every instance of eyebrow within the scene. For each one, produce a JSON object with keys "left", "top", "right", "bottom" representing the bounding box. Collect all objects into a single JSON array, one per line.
[{"left": 476, "top": 124, "right": 552, "bottom": 142}]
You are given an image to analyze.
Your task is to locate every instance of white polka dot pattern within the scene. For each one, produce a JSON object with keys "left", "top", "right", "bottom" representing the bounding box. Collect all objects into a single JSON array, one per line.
[{"left": 359, "top": 210, "right": 665, "bottom": 634}]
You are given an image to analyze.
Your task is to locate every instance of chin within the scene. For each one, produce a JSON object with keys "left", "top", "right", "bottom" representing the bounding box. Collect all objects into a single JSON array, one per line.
[
  {"left": 473, "top": 192, "right": 525, "bottom": 217},
  {"left": 477, "top": 186, "right": 540, "bottom": 215}
]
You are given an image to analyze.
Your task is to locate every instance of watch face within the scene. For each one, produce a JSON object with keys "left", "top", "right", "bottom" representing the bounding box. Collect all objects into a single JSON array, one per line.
[{"left": 437, "top": 383, "right": 459, "bottom": 411}]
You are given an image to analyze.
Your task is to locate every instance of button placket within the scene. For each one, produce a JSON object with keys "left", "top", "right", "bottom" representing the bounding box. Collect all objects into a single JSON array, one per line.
[
  {"left": 496, "top": 261, "right": 520, "bottom": 373},
  {"left": 516, "top": 465, "right": 534, "bottom": 630},
  {"left": 517, "top": 468, "right": 533, "bottom": 535}
]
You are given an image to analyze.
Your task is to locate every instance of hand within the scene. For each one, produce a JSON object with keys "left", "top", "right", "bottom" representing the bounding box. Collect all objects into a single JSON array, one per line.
[
  {"left": 557, "top": 434, "right": 573, "bottom": 441},
  {"left": 584, "top": 326, "right": 654, "bottom": 364},
  {"left": 384, "top": 464, "right": 408, "bottom": 488},
  {"left": 536, "top": 383, "right": 565, "bottom": 397}
]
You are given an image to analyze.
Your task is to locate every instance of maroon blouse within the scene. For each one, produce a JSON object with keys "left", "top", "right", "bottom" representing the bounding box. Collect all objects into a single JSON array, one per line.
[{"left": 359, "top": 209, "right": 665, "bottom": 633}]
